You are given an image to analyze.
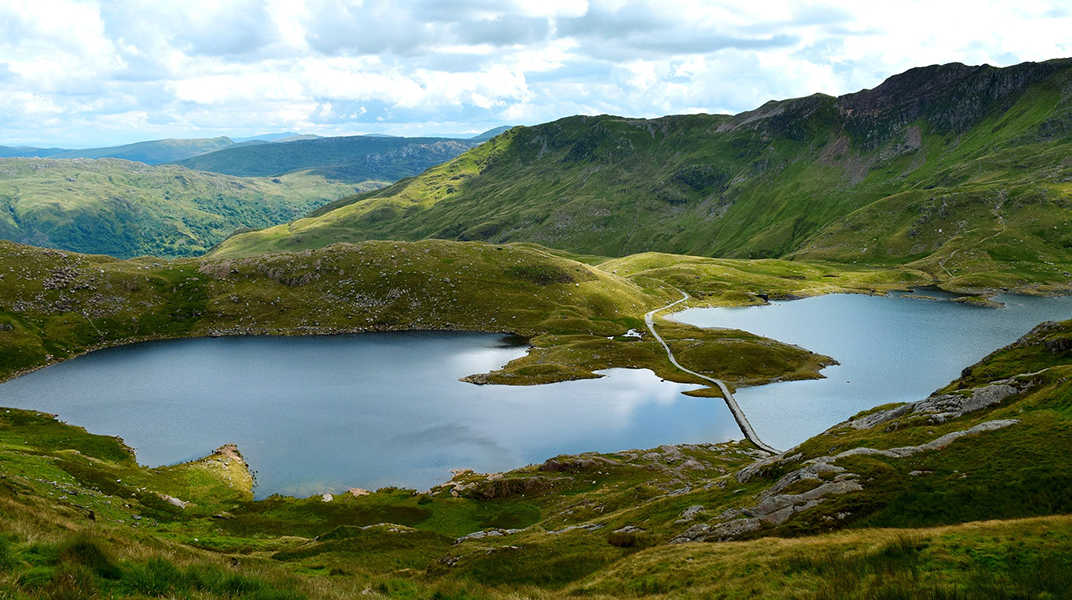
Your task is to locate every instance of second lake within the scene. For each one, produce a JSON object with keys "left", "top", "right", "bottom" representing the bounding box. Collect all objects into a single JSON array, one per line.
[{"left": 672, "top": 291, "right": 1072, "bottom": 451}]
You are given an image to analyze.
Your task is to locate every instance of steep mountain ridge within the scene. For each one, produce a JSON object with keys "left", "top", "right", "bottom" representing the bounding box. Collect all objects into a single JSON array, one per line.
[{"left": 213, "top": 58, "right": 1072, "bottom": 292}]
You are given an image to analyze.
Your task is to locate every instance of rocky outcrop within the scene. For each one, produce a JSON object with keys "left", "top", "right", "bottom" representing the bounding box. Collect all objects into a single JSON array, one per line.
[
  {"left": 847, "top": 381, "right": 1021, "bottom": 429},
  {"left": 673, "top": 465, "right": 863, "bottom": 543},
  {"left": 675, "top": 505, "right": 706, "bottom": 523},
  {"left": 839, "top": 59, "right": 1072, "bottom": 145},
  {"left": 831, "top": 420, "right": 1020, "bottom": 459},
  {"left": 539, "top": 456, "right": 617, "bottom": 472},
  {"left": 675, "top": 418, "right": 1020, "bottom": 543},
  {"left": 455, "top": 476, "right": 555, "bottom": 500},
  {"left": 454, "top": 528, "right": 524, "bottom": 544}
]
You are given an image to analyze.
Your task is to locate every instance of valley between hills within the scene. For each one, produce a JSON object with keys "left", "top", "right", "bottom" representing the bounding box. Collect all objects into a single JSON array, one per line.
[{"left": 1, "top": 59, "right": 1072, "bottom": 599}]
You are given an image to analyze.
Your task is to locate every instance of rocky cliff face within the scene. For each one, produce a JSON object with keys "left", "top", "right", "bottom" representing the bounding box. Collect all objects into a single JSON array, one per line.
[
  {"left": 839, "top": 59, "right": 1072, "bottom": 145},
  {"left": 719, "top": 58, "right": 1072, "bottom": 148}
]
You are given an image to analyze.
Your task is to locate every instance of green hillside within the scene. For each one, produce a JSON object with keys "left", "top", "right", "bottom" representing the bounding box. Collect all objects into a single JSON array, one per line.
[
  {"left": 174, "top": 135, "right": 484, "bottom": 183},
  {"left": 0, "top": 159, "right": 362, "bottom": 258},
  {"left": 213, "top": 59, "right": 1072, "bottom": 291},
  {"left": 49, "top": 137, "right": 239, "bottom": 164},
  {"left": 0, "top": 236, "right": 1070, "bottom": 598}
]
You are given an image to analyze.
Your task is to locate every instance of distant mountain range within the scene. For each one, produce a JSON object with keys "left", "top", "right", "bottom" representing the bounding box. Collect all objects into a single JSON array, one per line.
[
  {"left": 0, "top": 127, "right": 513, "bottom": 258},
  {"left": 213, "top": 59, "right": 1072, "bottom": 290},
  {"left": 0, "top": 159, "right": 361, "bottom": 258},
  {"left": 0, "top": 137, "right": 239, "bottom": 165},
  {"left": 171, "top": 133, "right": 497, "bottom": 183},
  {"left": 0, "top": 127, "right": 512, "bottom": 170},
  {"left": 231, "top": 132, "right": 320, "bottom": 143}
]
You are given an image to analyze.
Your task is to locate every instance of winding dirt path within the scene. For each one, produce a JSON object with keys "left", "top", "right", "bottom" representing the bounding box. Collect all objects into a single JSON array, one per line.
[{"left": 645, "top": 292, "right": 781, "bottom": 454}]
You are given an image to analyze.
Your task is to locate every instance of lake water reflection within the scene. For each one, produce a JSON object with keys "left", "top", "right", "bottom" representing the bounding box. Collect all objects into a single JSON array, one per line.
[
  {"left": 0, "top": 332, "right": 741, "bottom": 497},
  {"left": 672, "top": 292, "right": 1072, "bottom": 451}
]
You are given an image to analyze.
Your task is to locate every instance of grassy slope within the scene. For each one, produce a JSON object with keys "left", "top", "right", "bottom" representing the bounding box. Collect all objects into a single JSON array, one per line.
[
  {"left": 0, "top": 317, "right": 1069, "bottom": 599},
  {"left": 790, "top": 68, "right": 1072, "bottom": 291},
  {"left": 212, "top": 60, "right": 1072, "bottom": 294},
  {"left": 174, "top": 135, "right": 480, "bottom": 183},
  {"left": 0, "top": 159, "right": 363, "bottom": 258}
]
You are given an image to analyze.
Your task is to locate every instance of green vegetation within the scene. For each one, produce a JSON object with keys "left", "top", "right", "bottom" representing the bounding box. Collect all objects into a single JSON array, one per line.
[
  {"left": 175, "top": 135, "right": 482, "bottom": 183},
  {"left": 0, "top": 159, "right": 363, "bottom": 258},
  {"left": 213, "top": 59, "right": 1072, "bottom": 295},
  {"left": 577, "top": 518, "right": 1072, "bottom": 599},
  {"left": 0, "top": 131, "right": 514, "bottom": 260}
]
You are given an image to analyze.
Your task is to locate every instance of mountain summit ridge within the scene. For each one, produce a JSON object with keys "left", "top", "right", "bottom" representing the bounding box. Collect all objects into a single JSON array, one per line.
[{"left": 213, "top": 58, "right": 1072, "bottom": 292}]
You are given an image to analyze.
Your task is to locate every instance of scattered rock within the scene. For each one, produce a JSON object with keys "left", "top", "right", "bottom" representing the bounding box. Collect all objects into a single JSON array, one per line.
[
  {"left": 675, "top": 505, "right": 707, "bottom": 523},
  {"left": 157, "top": 493, "right": 188, "bottom": 509},
  {"left": 459, "top": 476, "right": 553, "bottom": 500},
  {"left": 454, "top": 528, "right": 523, "bottom": 544},
  {"left": 669, "top": 523, "right": 711, "bottom": 544},
  {"left": 460, "top": 373, "right": 490, "bottom": 385},
  {"left": 847, "top": 380, "right": 1021, "bottom": 430},
  {"left": 736, "top": 452, "right": 788, "bottom": 483},
  {"left": 539, "top": 457, "right": 608, "bottom": 472},
  {"left": 833, "top": 419, "right": 1020, "bottom": 459},
  {"left": 694, "top": 419, "right": 1021, "bottom": 543},
  {"left": 547, "top": 523, "right": 604, "bottom": 535},
  {"left": 43, "top": 266, "right": 79, "bottom": 290},
  {"left": 745, "top": 476, "right": 864, "bottom": 526}
]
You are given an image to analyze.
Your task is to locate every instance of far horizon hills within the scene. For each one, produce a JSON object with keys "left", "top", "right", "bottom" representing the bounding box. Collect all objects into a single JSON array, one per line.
[{"left": 0, "top": 126, "right": 514, "bottom": 165}]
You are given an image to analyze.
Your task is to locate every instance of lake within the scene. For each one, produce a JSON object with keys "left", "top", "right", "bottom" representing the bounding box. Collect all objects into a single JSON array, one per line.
[
  {"left": 0, "top": 332, "right": 740, "bottom": 497},
  {"left": 672, "top": 291, "right": 1072, "bottom": 451}
]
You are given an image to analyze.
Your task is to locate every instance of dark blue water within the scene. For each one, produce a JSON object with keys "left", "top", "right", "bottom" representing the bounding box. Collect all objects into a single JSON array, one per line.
[
  {"left": 672, "top": 292, "right": 1072, "bottom": 451},
  {"left": 0, "top": 332, "right": 739, "bottom": 497}
]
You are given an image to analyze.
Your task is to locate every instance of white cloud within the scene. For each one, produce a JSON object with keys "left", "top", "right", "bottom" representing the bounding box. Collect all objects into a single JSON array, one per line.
[{"left": 0, "top": 0, "right": 1069, "bottom": 146}]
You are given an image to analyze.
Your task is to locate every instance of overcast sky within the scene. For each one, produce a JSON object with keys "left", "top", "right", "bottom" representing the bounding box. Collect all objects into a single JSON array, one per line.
[{"left": 1, "top": 0, "right": 1070, "bottom": 147}]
